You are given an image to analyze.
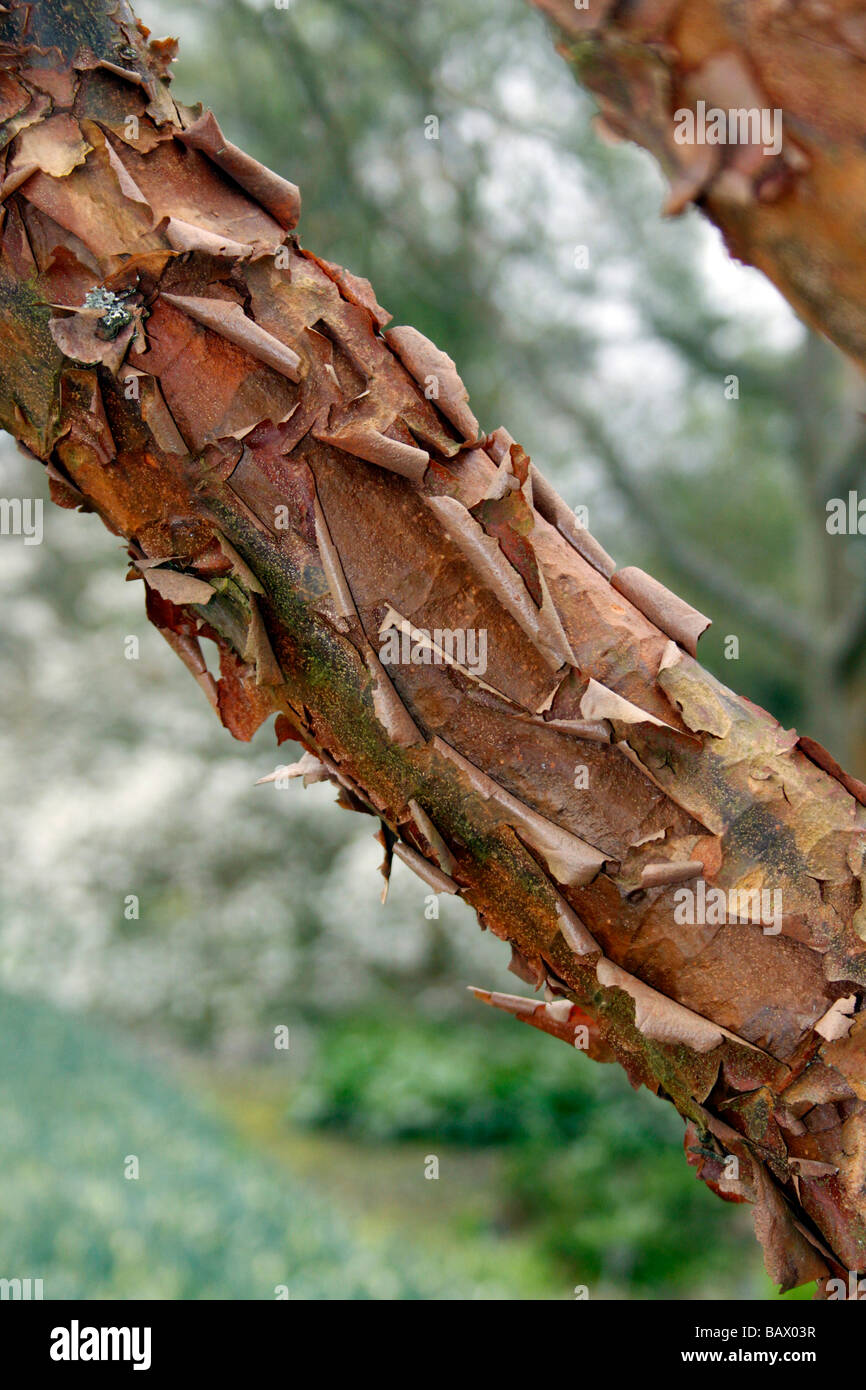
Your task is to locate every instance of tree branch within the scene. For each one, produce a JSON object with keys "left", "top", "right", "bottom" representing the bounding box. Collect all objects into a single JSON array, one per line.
[
  {"left": 534, "top": 0, "right": 866, "bottom": 368},
  {"left": 1, "top": 0, "right": 865, "bottom": 1295}
]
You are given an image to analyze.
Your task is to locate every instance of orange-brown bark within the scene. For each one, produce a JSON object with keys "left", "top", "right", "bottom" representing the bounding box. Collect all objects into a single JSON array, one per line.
[
  {"left": 534, "top": 0, "right": 866, "bottom": 368},
  {"left": 1, "top": 0, "right": 865, "bottom": 1294}
]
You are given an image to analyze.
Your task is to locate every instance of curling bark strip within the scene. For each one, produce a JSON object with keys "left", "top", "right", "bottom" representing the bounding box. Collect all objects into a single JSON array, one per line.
[{"left": 0, "top": 0, "right": 864, "bottom": 1292}]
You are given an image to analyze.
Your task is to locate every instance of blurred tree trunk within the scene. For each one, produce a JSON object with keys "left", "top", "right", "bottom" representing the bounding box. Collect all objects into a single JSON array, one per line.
[
  {"left": 1, "top": 0, "right": 866, "bottom": 1296},
  {"left": 533, "top": 0, "right": 866, "bottom": 367}
]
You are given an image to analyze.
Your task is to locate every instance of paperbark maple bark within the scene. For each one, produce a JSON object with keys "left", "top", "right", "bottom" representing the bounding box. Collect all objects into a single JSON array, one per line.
[
  {"left": 1, "top": 0, "right": 865, "bottom": 1295},
  {"left": 533, "top": 0, "right": 866, "bottom": 368}
]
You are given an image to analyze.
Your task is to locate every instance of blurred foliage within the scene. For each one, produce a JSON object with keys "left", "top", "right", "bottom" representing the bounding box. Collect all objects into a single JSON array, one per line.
[
  {"left": 292, "top": 1013, "right": 629, "bottom": 1146},
  {"left": 503, "top": 1140, "right": 762, "bottom": 1298},
  {"left": 0, "top": 990, "right": 539, "bottom": 1299},
  {"left": 0, "top": 987, "right": 787, "bottom": 1300},
  {"left": 291, "top": 1017, "right": 755, "bottom": 1296},
  {"left": 281, "top": 1012, "right": 787, "bottom": 1299}
]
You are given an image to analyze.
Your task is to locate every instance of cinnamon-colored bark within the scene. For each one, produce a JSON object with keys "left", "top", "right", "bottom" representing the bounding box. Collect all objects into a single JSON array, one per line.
[
  {"left": 534, "top": 0, "right": 866, "bottom": 368},
  {"left": 1, "top": 0, "right": 864, "bottom": 1294}
]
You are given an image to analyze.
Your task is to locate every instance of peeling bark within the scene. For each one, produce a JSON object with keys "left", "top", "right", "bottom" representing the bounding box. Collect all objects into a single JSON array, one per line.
[
  {"left": 533, "top": 0, "right": 866, "bottom": 369},
  {"left": 1, "top": 0, "right": 865, "bottom": 1294}
]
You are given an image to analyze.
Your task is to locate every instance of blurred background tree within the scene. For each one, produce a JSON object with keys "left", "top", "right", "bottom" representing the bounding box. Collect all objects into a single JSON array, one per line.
[{"left": 0, "top": 0, "right": 861, "bottom": 1299}]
